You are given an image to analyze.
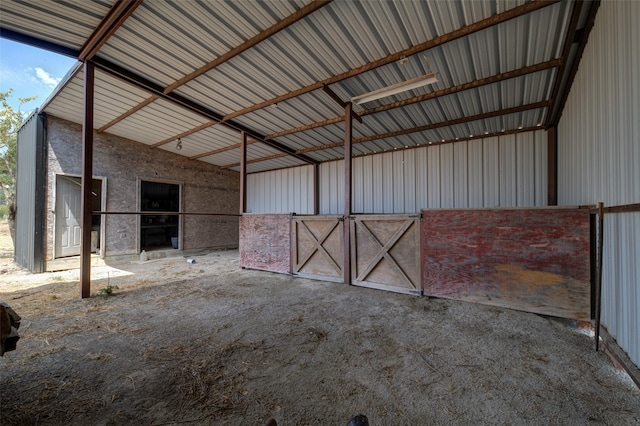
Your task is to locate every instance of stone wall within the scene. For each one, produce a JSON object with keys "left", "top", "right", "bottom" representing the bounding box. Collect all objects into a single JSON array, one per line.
[{"left": 45, "top": 116, "right": 239, "bottom": 259}]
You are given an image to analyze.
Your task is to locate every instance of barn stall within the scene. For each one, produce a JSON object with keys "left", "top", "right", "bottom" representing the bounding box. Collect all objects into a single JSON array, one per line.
[{"left": 4, "top": 0, "right": 638, "bottom": 379}]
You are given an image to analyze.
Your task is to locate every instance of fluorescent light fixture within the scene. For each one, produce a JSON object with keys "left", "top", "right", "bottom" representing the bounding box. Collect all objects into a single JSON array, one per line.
[{"left": 351, "top": 72, "right": 437, "bottom": 105}]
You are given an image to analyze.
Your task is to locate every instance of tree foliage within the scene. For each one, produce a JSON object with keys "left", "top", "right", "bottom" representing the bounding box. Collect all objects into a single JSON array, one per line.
[{"left": 0, "top": 89, "right": 37, "bottom": 209}]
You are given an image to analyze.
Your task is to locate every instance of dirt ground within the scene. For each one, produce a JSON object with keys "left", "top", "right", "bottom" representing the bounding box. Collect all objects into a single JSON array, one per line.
[{"left": 1, "top": 221, "right": 639, "bottom": 425}]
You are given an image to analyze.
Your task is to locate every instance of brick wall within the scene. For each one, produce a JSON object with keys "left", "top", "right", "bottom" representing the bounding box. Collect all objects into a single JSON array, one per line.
[{"left": 45, "top": 116, "right": 239, "bottom": 259}]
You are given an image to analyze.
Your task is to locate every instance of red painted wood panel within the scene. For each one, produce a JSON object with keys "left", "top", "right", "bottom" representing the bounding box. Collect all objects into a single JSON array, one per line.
[
  {"left": 239, "top": 214, "right": 290, "bottom": 274},
  {"left": 422, "top": 208, "right": 591, "bottom": 320}
]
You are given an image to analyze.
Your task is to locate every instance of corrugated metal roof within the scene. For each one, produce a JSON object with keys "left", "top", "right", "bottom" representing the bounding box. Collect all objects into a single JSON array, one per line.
[{"left": 1, "top": 0, "right": 585, "bottom": 172}]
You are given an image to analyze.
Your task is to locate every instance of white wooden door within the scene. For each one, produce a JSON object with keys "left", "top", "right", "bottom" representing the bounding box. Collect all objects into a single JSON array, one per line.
[{"left": 55, "top": 176, "right": 82, "bottom": 257}]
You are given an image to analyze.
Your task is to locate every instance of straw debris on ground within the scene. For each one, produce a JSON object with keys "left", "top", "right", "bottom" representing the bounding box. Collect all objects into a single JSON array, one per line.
[{"left": 0, "top": 222, "right": 639, "bottom": 425}]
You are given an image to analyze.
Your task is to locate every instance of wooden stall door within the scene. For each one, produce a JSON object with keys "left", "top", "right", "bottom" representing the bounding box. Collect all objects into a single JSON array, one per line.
[
  {"left": 351, "top": 215, "right": 422, "bottom": 295},
  {"left": 422, "top": 208, "right": 591, "bottom": 320},
  {"left": 292, "top": 215, "right": 343, "bottom": 282}
]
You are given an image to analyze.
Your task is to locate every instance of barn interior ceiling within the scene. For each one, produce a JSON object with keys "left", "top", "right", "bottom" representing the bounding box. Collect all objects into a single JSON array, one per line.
[{"left": 0, "top": 0, "right": 597, "bottom": 174}]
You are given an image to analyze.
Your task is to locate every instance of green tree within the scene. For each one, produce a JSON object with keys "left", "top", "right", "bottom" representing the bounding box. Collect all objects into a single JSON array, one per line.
[{"left": 0, "top": 89, "right": 37, "bottom": 245}]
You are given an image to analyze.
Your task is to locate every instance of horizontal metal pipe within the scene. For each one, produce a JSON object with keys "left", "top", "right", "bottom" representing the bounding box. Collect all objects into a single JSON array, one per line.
[{"left": 91, "top": 211, "right": 241, "bottom": 216}]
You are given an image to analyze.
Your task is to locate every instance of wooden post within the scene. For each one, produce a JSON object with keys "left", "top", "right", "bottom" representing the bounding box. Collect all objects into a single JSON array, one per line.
[
  {"left": 239, "top": 131, "right": 247, "bottom": 214},
  {"left": 80, "top": 61, "right": 95, "bottom": 299},
  {"left": 343, "top": 102, "right": 353, "bottom": 285},
  {"left": 547, "top": 127, "right": 557, "bottom": 205}
]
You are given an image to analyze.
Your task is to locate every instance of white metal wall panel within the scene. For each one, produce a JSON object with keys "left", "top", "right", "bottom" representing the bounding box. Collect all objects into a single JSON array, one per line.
[
  {"left": 246, "top": 165, "right": 314, "bottom": 214},
  {"left": 557, "top": 1, "right": 640, "bottom": 366},
  {"left": 453, "top": 142, "right": 468, "bottom": 208},
  {"left": 499, "top": 134, "right": 517, "bottom": 206},
  {"left": 404, "top": 150, "right": 416, "bottom": 213},
  {"left": 427, "top": 145, "right": 441, "bottom": 208},
  {"left": 415, "top": 147, "right": 429, "bottom": 210},
  {"left": 247, "top": 131, "right": 547, "bottom": 215},
  {"left": 534, "top": 131, "right": 547, "bottom": 206},
  {"left": 517, "top": 132, "right": 535, "bottom": 207},
  {"left": 483, "top": 137, "right": 500, "bottom": 207},
  {"left": 440, "top": 144, "right": 455, "bottom": 208},
  {"left": 468, "top": 141, "right": 484, "bottom": 207}
]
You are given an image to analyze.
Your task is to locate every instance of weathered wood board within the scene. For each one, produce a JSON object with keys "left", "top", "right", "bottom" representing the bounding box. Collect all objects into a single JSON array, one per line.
[
  {"left": 422, "top": 208, "right": 591, "bottom": 320},
  {"left": 292, "top": 215, "right": 343, "bottom": 282},
  {"left": 351, "top": 215, "right": 421, "bottom": 295},
  {"left": 239, "top": 214, "right": 290, "bottom": 274}
]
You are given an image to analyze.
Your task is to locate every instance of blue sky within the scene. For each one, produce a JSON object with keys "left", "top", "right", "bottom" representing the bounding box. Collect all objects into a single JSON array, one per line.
[{"left": 0, "top": 38, "right": 78, "bottom": 114}]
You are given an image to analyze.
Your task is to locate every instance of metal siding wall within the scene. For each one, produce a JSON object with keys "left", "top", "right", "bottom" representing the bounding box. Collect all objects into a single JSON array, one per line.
[
  {"left": 383, "top": 154, "right": 394, "bottom": 213},
  {"left": 353, "top": 156, "right": 364, "bottom": 213},
  {"left": 499, "top": 135, "right": 517, "bottom": 206},
  {"left": 483, "top": 138, "right": 500, "bottom": 207},
  {"left": 453, "top": 142, "right": 468, "bottom": 208},
  {"left": 247, "top": 136, "right": 547, "bottom": 215},
  {"left": 427, "top": 145, "right": 441, "bottom": 208},
  {"left": 15, "top": 112, "right": 40, "bottom": 271},
  {"left": 392, "top": 151, "right": 404, "bottom": 213},
  {"left": 557, "top": 1, "right": 640, "bottom": 366},
  {"left": 404, "top": 150, "right": 416, "bottom": 213},
  {"left": 534, "top": 131, "right": 548, "bottom": 206},
  {"left": 468, "top": 141, "right": 484, "bottom": 208},
  {"left": 246, "top": 165, "right": 314, "bottom": 214},
  {"left": 440, "top": 144, "right": 454, "bottom": 208}
]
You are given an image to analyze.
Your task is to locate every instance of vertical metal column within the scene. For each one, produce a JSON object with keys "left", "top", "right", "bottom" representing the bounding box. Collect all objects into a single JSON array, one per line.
[
  {"left": 239, "top": 131, "right": 247, "bottom": 214},
  {"left": 80, "top": 61, "right": 95, "bottom": 299},
  {"left": 547, "top": 127, "right": 557, "bottom": 206},
  {"left": 343, "top": 102, "right": 353, "bottom": 285},
  {"left": 313, "top": 163, "right": 320, "bottom": 215}
]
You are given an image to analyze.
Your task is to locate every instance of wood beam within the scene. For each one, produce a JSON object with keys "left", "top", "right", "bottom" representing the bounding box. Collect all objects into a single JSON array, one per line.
[
  {"left": 92, "top": 57, "right": 319, "bottom": 165},
  {"left": 343, "top": 102, "right": 353, "bottom": 285},
  {"left": 239, "top": 132, "right": 247, "bottom": 214},
  {"left": 266, "top": 59, "right": 562, "bottom": 140},
  {"left": 149, "top": 120, "right": 217, "bottom": 149},
  {"left": 79, "top": 0, "right": 142, "bottom": 61},
  {"left": 222, "top": 0, "right": 559, "bottom": 122},
  {"left": 80, "top": 61, "right": 95, "bottom": 299},
  {"left": 548, "top": 1, "right": 601, "bottom": 128},
  {"left": 97, "top": 95, "right": 158, "bottom": 133},
  {"left": 543, "top": 1, "right": 583, "bottom": 127},
  {"left": 163, "top": 0, "right": 332, "bottom": 94}
]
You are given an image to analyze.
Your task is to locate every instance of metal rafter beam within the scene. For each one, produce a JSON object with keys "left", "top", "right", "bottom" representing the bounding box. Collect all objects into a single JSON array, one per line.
[
  {"left": 222, "top": 0, "right": 560, "bottom": 123},
  {"left": 267, "top": 59, "right": 562, "bottom": 140},
  {"left": 220, "top": 101, "right": 551, "bottom": 168},
  {"left": 163, "top": 0, "right": 332, "bottom": 94},
  {"left": 301, "top": 100, "right": 551, "bottom": 153},
  {"left": 149, "top": 121, "right": 217, "bottom": 149},
  {"left": 78, "top": 0, "right": 142, "bottom": 61},
  {"left": 543, "top": 0, "right": 584, "bottom": 127},
  {"left": 189, "top": 139, "right": 258, "bottom": 160},
  {"left": 91, "top": 57, "right": 318, "bottom": 165},
  {"left": 322, "top": 85, "right": 362, "bottom": 123},
  {"left": 97, "top": 95, "right": 158, "bottom": 133},
  {"left": 547, "top": 1, "right": 601, "bottom": 128},
  {"left": 0, "top": 27, "right": 79, "bottom": 57}
]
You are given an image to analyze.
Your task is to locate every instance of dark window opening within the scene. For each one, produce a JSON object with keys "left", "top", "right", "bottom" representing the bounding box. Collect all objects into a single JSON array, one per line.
[{"left": 140, "top": 181, "right": 179, "bottom": 250}]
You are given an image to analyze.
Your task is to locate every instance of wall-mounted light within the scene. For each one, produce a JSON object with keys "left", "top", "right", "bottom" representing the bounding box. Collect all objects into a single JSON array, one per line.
[
  {"left": 351, "top": 72, "right": 438, "bottom": 105},
  {"left": 176, "top": 137, "right": 182, "bottom": 150}
]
